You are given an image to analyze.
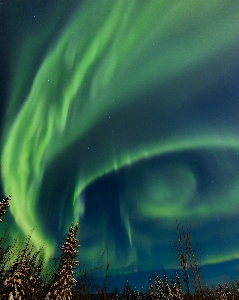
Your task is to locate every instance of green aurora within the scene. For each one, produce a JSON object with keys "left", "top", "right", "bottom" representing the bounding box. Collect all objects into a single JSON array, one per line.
[{"left": 2, "top": 0, "right": 239, "bottom": 281}]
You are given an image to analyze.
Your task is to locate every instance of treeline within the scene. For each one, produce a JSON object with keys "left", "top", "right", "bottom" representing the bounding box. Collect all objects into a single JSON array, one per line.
[{"left": 0, "top": 195, "right": 238, "bottom": 299}]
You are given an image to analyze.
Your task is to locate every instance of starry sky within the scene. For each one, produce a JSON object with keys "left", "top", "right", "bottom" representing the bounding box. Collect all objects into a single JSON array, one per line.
[{"left": 1, "top": 0, "right": 239, "bottom": 292}]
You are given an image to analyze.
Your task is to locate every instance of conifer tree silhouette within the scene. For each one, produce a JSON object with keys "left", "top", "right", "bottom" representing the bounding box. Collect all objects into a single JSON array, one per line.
[
  {"left": 0, "top": 195, "right": 11, "bottom": 222},
  {"left": 47, "top": 223, "right": 80, "bottom": 300}
]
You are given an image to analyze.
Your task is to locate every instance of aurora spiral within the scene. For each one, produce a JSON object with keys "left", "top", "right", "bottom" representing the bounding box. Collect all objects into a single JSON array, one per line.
[{"left": 1, "top": 0, "right": 239, "bottom": 289}]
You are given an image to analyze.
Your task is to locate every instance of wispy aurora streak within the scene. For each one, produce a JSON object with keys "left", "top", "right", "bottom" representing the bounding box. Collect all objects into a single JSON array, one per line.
[{"left": 2, "top": 0, "right": 239, "bottom": 275}]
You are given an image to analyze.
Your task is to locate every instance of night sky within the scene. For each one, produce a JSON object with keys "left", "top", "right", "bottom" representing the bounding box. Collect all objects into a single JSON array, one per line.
[{"left": 1, "top": 0, "right": 239, "bottom": 292}]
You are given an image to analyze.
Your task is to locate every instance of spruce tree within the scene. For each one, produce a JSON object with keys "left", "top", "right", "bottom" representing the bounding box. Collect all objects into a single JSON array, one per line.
[
  {"left": 123, "top": 280, "right": 132, "bottom": 300},
  {"left": 47, "top": 223, "right": 80, "bottom": 299},
  {"left": 0, "top": 195, "right": 11, "bottom": 222},
  {"left": 148, "top": 276, "right": 155, "bottom": 300},
  {"left": 154, "top": 273, "right": 166, "bottom": 300}
]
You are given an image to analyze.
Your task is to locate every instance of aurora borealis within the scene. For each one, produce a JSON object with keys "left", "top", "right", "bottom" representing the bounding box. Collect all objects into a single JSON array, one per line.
[{"left": 2, "top": 0, "right": 239, "bottom": 290}]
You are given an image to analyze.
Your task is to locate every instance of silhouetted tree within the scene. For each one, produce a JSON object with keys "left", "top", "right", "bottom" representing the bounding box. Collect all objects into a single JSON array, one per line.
[
  {"left": 0, "top": 195, "right": 11, "bottom": 222},
  {"left": 47, "top": 223, "right": 80, "bottom": 300}
]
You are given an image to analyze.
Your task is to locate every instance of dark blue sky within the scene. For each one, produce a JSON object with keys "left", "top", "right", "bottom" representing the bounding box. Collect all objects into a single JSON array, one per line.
[{"left": 1, "top": 0, "right": 239, "bottom": 293}]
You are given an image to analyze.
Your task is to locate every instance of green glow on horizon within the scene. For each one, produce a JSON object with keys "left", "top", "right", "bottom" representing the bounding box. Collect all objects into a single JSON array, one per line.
[{"left": 2, "top": 0, "right": 239, "bottom": 272}]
